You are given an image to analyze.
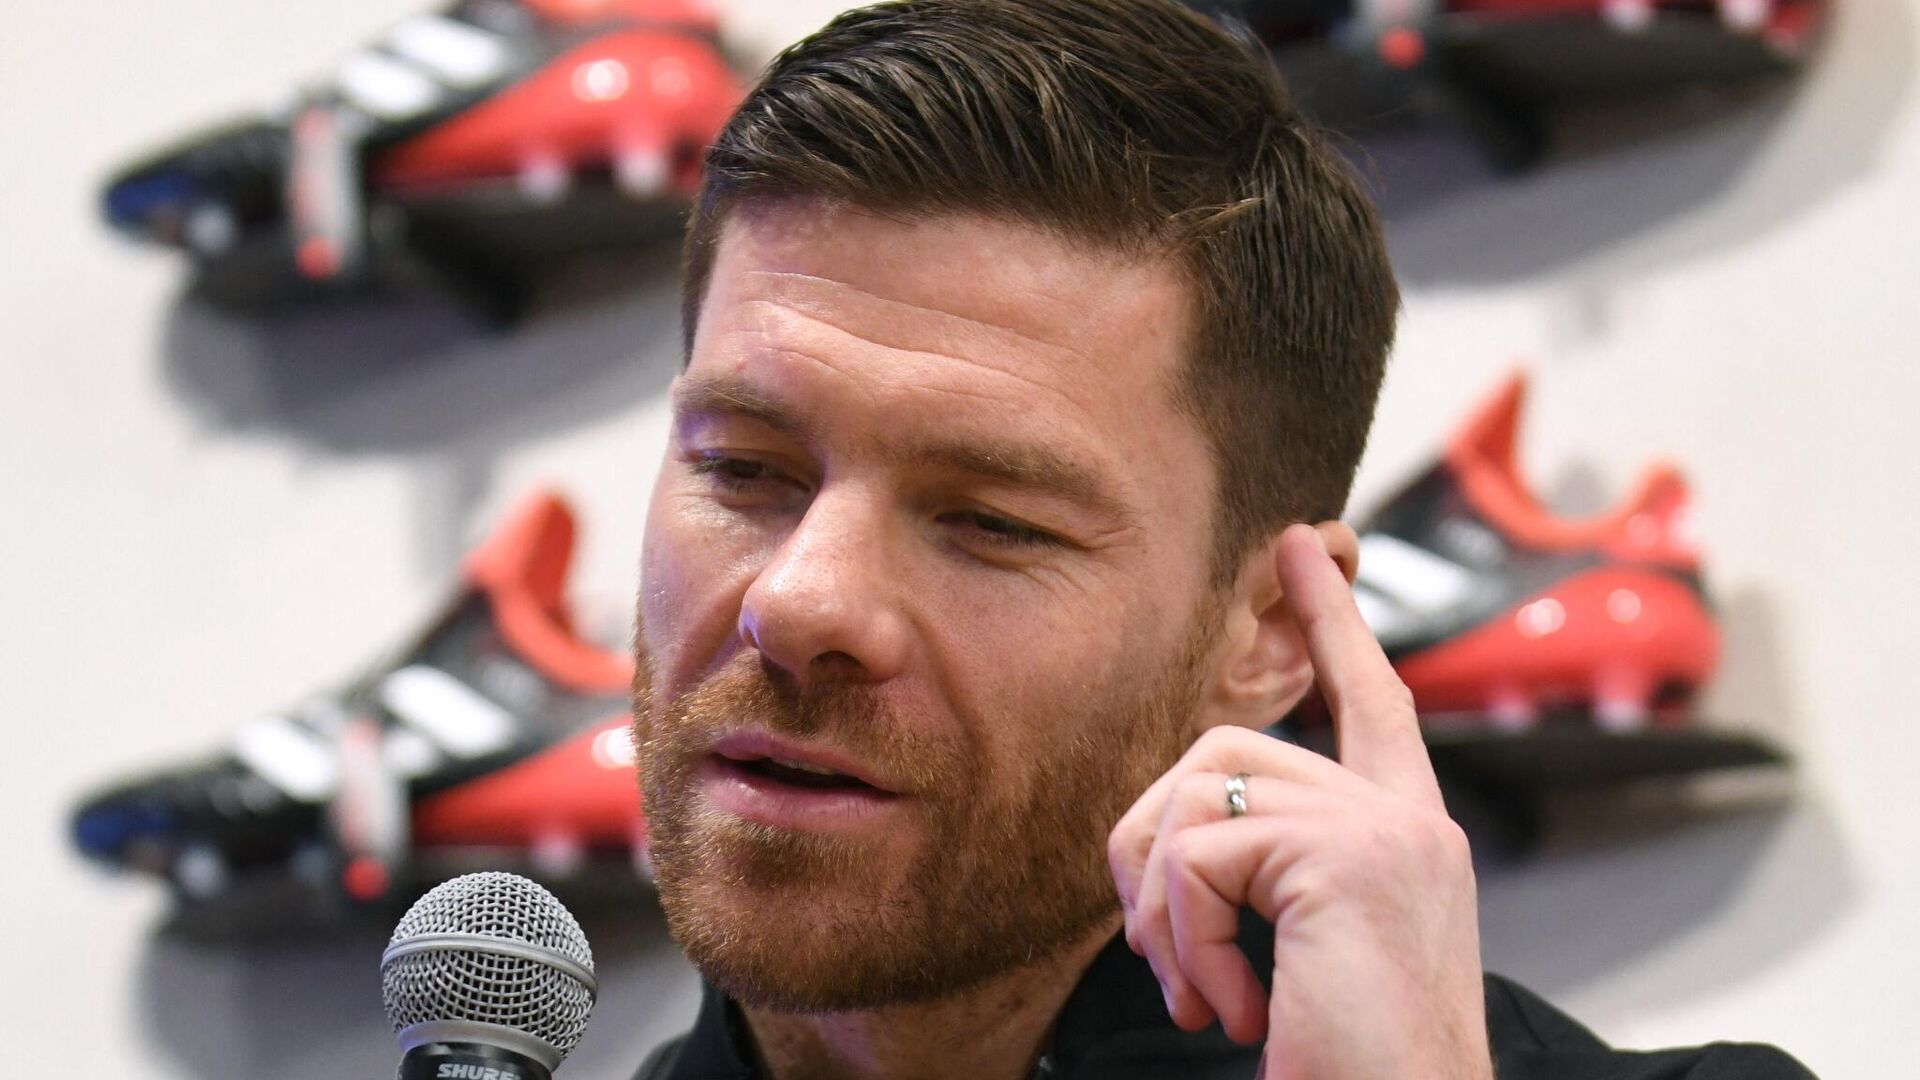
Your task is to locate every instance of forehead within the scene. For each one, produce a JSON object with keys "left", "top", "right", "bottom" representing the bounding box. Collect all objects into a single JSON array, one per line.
[{"left": 689, "top": 202, "right": 1210, "bottom": 489}]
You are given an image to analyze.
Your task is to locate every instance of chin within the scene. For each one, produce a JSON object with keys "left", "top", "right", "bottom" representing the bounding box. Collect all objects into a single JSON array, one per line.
[
  {"left": 656, "top": 839, "right": 1121, "bottom": 1014},
  {"left": 660, "top": 874, "right": 949, "bottom": 1012},
  {"left": 676, "top": 910, "right": 1092, "bottom": 1015}
]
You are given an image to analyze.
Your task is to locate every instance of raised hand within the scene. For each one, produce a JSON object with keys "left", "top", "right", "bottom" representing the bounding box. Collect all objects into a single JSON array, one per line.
[{"left": 1109, "top": 524, "right": 1491, "bottom": 1080}]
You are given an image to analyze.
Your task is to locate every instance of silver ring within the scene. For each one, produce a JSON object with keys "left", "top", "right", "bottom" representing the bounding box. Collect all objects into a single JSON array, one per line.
[{"left": 1225, "top": 772, "right": 1249, "bottom": 818}]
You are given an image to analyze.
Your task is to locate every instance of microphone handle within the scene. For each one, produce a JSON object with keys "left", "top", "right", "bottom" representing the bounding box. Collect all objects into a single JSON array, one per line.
[{"left": 399, "top": 1041, "right": 554, "bottom": 1080}]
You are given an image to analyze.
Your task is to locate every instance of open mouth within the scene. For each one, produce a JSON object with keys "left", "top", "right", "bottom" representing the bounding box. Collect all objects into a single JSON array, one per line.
[
  {"left": 724, "top": 755, "right": 877, "bottom": 792},
  {"left": 702, "top": 736, "right": 903, "bottom": 826},
  {"left": 703, "top": 733, "right": 904, "bottom": 823}
]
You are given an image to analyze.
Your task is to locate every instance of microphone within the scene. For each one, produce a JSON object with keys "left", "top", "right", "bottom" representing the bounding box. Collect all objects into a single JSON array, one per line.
[{"left": 381, "top": 872, "right": 598, "bottom": 1080}]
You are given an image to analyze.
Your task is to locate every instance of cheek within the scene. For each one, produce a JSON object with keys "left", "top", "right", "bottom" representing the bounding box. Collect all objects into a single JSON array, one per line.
[
  {"left": 639, "top": 488, "right": 768, "bottom": 694},
  {"left": 926, "top": 580, "right": 1146, "bottom": 778},
  {"left": 927, "top": 556, "right": 1140, "bottom": 686}
]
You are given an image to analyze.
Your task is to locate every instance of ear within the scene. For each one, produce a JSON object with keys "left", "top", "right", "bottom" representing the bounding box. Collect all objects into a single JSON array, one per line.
[{"left": 1188, "top": 521, "right": 1359, "bottom": 737}]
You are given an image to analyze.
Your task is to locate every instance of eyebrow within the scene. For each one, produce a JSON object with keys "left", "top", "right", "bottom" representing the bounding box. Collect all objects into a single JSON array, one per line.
[
  {"left": 904, "top": 440, "right": 1130, "bottom": 524},
  {"left": 672, "top": 373, "right": 1135, "bottom": 524},
  {"left": 673, "top": 374, "right": 819, "bottom": 441}
]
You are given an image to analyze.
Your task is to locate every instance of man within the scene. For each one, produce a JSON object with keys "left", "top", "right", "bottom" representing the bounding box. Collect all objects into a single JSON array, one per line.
[{"left": 628, "top": 1, "right": 1814, "bottom": 1077}]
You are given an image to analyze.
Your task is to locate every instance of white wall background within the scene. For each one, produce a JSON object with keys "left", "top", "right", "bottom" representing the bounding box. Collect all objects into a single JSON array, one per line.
[{"left": 2, "top": 1, "right": 1915, "bottom": 1076}]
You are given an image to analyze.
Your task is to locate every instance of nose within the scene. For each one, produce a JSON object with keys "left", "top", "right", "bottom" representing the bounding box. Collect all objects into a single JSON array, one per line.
[{"left": 738, "top": 487, "right": 912, "bottom": 685}]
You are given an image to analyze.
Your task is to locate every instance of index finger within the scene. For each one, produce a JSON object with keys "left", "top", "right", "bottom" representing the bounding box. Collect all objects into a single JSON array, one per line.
[{"left": 1275, "top": 523, "right": 1441, "bottom": 806}]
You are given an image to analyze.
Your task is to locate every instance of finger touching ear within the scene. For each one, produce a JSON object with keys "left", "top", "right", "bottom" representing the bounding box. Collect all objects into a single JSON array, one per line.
[
  {"left": 1312, "top": 520, "right": 1359, "bottom": 585},
  {"left": 1190, "top": 521, "right": 1358, "bottom": 736}
]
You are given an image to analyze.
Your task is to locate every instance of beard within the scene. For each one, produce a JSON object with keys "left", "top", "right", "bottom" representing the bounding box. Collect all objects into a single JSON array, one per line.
[{"left": 631, "top": 609, "right": 1212, "bottom": 1013}]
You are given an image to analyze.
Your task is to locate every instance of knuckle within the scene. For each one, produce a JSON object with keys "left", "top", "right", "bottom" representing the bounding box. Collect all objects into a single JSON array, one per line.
[
  {"left": 1136, "top": 889, "right": 1167, "bottom": 923},
  {"left": 1430, "top": 813, "right": 1473, "bottom": 866},
  {"left": 1173, "top": 773, "right": 1222, "bottom": 811},
  {"left": 1385, "top": 679, "right": 1418, "bottom": 717},
  {"left": 1192, "top": 726, "right": 1235, "bottom": 757},
  {"left": 1286, "top": 861, "right": 1337, "bottom": 903},
  {"left": 1357, "top": 679, "right": 1416, "bottom": 720},
  {"left": 1193, "top": 724, "right": 1258, "bottom": 760},
  {"left": 1355, "top": 817, "right": 1399, "bottom": 867},
  {"left": 1371, "top": 802, "right": 1472, "bottom": 875},
  {"left": 1164, "top": 829, "right": 1207, "bottom": 873},
  {"left": 1137, "top": 891, "right": 1167, "bottom": 926},
  {"left": 1324, "top": 808, "right": 1405, "bottom": 884},
  {"left": 1108, "top": 856, "right": 1133, "bottom": 897}
]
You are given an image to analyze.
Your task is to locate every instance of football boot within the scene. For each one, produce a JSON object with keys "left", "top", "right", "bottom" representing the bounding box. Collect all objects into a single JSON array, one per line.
[
  {"left": 1353, "top": 373, "right": 1720, "bottom": 731},
  {"left": 1192, "top": 0, "right": 1824, "bottom": 171},
  {"left": 69, "top": 491, "right": 641, "bottom": 905},
  {"left": 101, "top": 0, "right": 743, "bottom": 308}
]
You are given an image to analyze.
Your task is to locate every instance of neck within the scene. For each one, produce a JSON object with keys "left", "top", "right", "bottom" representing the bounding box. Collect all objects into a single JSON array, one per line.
[{"left": 741, "top": 915, "right": 1121, "bottom": 1080}]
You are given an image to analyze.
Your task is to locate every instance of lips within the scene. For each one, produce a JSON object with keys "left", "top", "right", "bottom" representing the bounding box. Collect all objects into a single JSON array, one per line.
[
  {"left": 700, "top": 731, "right": 904, "bottom": 829},
  {"left": 740, "top": 756, "right": 866, "bottom": 789},
  {"left": 709, "top": 731, "right": 895, "bottom": 793}
]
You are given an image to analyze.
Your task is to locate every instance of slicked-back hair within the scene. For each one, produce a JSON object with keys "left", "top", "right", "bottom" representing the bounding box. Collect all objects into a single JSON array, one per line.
[{"left": 681, "top": 0, "right": 1399, "bottom": 584}]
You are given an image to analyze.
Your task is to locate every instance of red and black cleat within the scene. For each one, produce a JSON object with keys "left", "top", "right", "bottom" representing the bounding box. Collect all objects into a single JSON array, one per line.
[
  {"left": 100, "top": 0, "right": 744, "bottom": 315},
  {"left": 1285, "top": 373, "right": 1794, "bottom": 857},
  {"left": 69, "top": 492, "right": 645, "bottom": 912},
  {"left": 1353, "top": 373, "right": 1720, "bottom": 733},
  {"left": 1190, "top": 0, "right": 1825, "bottom": 171}
]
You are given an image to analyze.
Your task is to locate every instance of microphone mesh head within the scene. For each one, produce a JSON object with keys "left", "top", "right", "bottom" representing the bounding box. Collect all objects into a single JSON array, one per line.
[{"left": 381, "top": 872, "right": 596, "bottom": 1061}]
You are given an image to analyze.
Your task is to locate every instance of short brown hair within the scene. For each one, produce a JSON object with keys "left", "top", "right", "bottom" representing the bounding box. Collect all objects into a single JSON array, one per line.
[{"left": 681, "top": 0, "right": 1398, "bottom": 582}]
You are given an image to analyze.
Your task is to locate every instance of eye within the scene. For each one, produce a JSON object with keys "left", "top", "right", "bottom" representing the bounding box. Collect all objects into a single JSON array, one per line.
[
  {"left": 943, "top": 509, "right": 1062, "bottom": 550},
  {"left": 687, "top": 454, "right": 791, "bottom": 492}
]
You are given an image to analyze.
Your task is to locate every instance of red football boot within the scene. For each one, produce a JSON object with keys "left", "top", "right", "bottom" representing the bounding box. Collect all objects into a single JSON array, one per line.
[
  {"left": 1353, "top": 373, "right": 1720, "bottom": 732},
  {"left": 101, "top": 0, "right": 745, "bottom": 314},
  {"left": 70, "top": 491, "right": 643, "bottom": 910}
]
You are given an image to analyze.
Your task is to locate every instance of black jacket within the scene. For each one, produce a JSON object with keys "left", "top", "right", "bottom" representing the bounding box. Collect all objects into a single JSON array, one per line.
[{"left": 633, "top": 914, "right": 1814, "bottom": 1079}]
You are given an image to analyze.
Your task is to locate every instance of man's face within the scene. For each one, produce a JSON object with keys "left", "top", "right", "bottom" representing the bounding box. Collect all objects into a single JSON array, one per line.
[{"left": 634, "top": 202, "right": 1224, "bottom": 1010}]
